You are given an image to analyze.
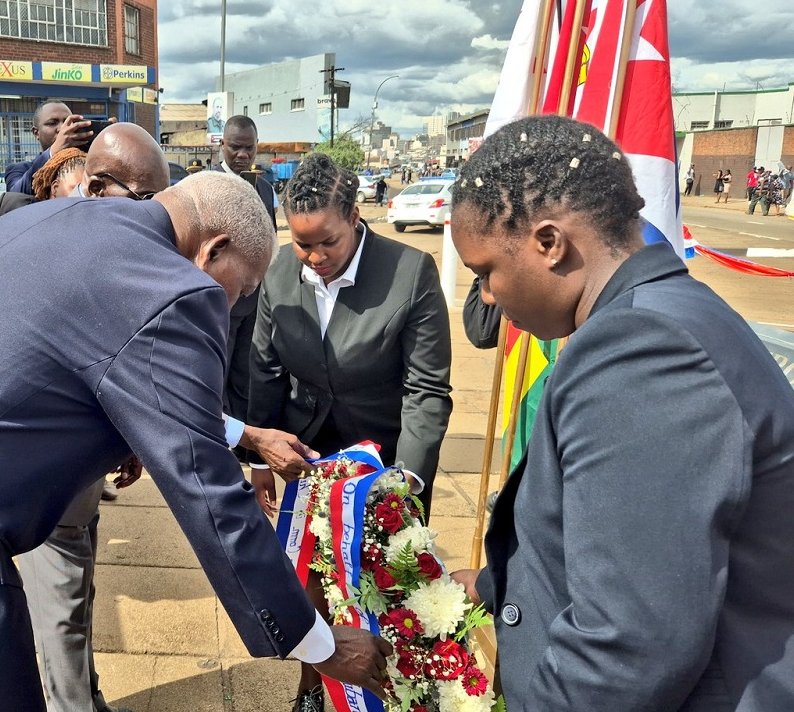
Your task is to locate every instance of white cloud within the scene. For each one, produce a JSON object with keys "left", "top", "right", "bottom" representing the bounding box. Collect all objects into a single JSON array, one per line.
[{"left": 157, "top": 1, "right": 794, "bottom": 136}]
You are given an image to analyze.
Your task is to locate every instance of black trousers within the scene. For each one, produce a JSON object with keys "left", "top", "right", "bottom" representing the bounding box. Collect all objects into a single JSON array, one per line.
[
  {"left": 224, "top": 307, "right": 257, "bottom": 423},
  {"left": 0, "top": 554, "right": 47, "bottom": 712}
]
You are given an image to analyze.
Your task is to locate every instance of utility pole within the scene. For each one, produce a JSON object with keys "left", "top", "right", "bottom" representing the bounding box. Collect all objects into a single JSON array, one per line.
[
  {"left": 220, "top": 0, "right": 227, "bottom": 91},
  {"left": 320, "top": 65, "right": 345, "bottom": 147},
  {"left": 366, "top": 75, "right": 399, "bottom": 170}
]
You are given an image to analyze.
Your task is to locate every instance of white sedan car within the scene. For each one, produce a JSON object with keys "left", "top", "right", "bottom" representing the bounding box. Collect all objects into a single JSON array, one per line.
[
  {"left": 355, "top": 176, "right": 378, "bottom": 203},
  {"left": 387, "top": 180, "right": 453, "bottom": 232}
]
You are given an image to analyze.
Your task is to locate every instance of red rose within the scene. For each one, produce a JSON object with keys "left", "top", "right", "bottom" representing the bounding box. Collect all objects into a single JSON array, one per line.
[
  {"left": 361, "top": 544, "right": 385, "bottom": 571},
  {"left": 372, "top": 564, "right": 398, "bottom": 590},
  {"left": 395, "top": 641, "right": 423, "bottom": 678},
  {"left": 424, "top": 639, "right": 469, "bottom": 680},
  {"left": 416, "top": 552, "right": 443, "bottom": 581},
  {"left": 375, "top": 501, "right": 404, "bottom": 534}
]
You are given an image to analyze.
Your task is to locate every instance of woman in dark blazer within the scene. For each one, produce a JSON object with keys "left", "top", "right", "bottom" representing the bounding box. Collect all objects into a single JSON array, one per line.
[{"left": 247, "top": 153, "right": 452, "bottom": 711}]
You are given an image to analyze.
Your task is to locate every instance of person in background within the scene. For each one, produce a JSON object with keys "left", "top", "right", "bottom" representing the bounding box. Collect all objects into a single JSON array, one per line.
[
  {"left": 4, "top": 101, "right": 94, "bottom": 195},
  {"left": 712, "top": 168, "right": 724, "bottom": 202},
  {"left": 683, "top": 164, "right": 695, "bottom": 196},
  {"left": 450, "top": 114, "right": 794, "bottom": 711},
  {"left": 248, "top": 153, "right": 452, "bottom": 712},
  {"left": 746, "top": 166, "right": 759, "bottom": 201},
  {"left": 375, "top": 174, "right": 388, "bottom": 207},
  {"left": 187, "top": 158, "right": 205, "bottom": 174},
  {"left": 214, "top": 116, "right": 279, "bottom": 450},
  {"left": 716, "top": 168, "right": 732, "bottom": 203},
  {"left": 31, "top": 148, "right": 87, "bottom": 202}
]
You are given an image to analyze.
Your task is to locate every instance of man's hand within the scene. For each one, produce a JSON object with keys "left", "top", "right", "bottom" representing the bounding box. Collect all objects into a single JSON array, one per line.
[
  {"left": 450, "top": 568, "right": 482, "bottom": 606},
  {"left": 313, "top": 627, "right": 393, "bottom": 699},
  {"left": 240, "top": 426, "right": 319, "bottom": 481},
  {"left": 251, "top": 467, "right": 278, "bottom": 518},
  {"left": 112, "top": 455, "right": 143, "bottom": 489},
  {"left": 49, "top": 114, "right": 93, "bottom": 154}
]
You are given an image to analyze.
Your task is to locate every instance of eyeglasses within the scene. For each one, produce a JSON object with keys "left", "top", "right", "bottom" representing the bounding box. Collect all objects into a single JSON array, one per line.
[{"left": 95, "top": 173, "right": 156, "bottom": 201}]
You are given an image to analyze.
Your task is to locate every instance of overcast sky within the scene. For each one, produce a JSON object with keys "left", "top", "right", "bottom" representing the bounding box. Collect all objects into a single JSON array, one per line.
[{"left": 158, "top": 1, "right": 794, "bottom": 136}]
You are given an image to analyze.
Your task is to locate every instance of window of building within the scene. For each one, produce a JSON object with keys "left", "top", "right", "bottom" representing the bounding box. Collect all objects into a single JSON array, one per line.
[
  {"left": 243, "top": 106, "right": 248, "bottom": 116},
  {"left": 0, "top": 0, "right": 107, "bottom": 46},
  {"left": 290, "top": 98, "right": 305, "bottom": 112},
  {"left": 259, "top": 102, "right": 272, "bottom": 115},
  {"left": 714, "top": 120, "right": 733, "bottom": 129},
  {"left": 757, "top": 118, "right": 782, "bottom": 126},
  {"left": 690, "top": 120, "right": 710, "bottom": 130},
  {"left": 123, "top": 4, "right": 139, "bottom": 55}
]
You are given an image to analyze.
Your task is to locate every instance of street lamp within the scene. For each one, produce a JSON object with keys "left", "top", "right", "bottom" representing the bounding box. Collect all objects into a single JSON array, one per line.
[{"left": 366, "top": 75, "right": 399, "bottom": 170}]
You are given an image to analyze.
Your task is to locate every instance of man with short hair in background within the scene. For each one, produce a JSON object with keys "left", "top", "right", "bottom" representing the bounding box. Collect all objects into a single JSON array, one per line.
[
  {"left": 215, "top": 115, "right": 279, "bottom": 444},
  {"left": 4, "top": 100, "right": 94, "bottom": 195}
]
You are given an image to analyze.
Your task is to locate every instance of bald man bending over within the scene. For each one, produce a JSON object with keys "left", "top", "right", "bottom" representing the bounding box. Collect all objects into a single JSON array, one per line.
[{"left": 15, "top": 122, "right": 171, "bottom": 712}]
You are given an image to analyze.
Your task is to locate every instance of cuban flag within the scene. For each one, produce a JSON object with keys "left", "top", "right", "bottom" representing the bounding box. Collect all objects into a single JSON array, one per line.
[
  {"left": 487, "top": 0, "right": 683, "bottom": 257},
  {"left": 575, "top": 0, "right": 684, "bottom": 256}
]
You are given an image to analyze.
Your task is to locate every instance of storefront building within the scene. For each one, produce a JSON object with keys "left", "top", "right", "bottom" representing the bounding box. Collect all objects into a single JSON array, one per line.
[{"left": 0, "top": 0, "right": 158, "bottom": 173}]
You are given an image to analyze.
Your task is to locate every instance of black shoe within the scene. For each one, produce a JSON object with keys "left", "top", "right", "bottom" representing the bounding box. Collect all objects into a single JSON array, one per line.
[
  {"left": 291, "top": 685, "right": 324, "bottom": 712},
  {"left": 93, "top": 690, "right": 133, "bottom": 712}
]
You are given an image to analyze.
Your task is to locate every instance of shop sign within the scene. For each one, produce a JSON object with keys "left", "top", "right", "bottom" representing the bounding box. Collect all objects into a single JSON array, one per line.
[
  {"left": 143, "top": 88, "right": 158, "bottom": 104},
  {"left": 0, "top": 60, "right": 33, "bottom": 81},
  {"left": 100, "top": 64, "right": 148, "bottom": 84},
  {"left": 41, "top": 62, "right": 92, "bottom": 82},
  {"left": 127, "top": 87, "right": 143, "bottom": 102}
]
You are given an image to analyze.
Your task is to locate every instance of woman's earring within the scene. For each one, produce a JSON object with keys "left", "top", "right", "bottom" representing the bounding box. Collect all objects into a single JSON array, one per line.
[{"left": 551, "top": 258, "right": 559, "bottom": 268}]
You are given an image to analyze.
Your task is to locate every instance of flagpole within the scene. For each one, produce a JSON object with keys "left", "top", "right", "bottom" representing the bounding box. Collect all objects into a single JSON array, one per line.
[
  {"left": 469, "top": 319, "right": 508, "bottom": 569},
  {"left": 607, "top": 0, "right": 638, "bottom": 139},
  {"left": 528, "top": 0, "right": 558, "bottom": 115},
  {"left": 557, "top": 0, "right": 589, "bottom": 116}
]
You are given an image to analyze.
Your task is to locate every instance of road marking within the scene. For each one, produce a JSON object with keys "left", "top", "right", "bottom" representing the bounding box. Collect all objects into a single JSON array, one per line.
[
  {"left": 758, "top": 321, "right": 794, "bottom": 330},
  {"left": 746, "top": 220, "right": 765, "bottom": 225},
  {"left": 739, "top": 232, "right": 781, "bottom": 241},
  {"left": 747, "top": 248, "right": 794, "bottom": 258},
  {"left": 687, "top": 223, "right": 707, "bottom": 228}
]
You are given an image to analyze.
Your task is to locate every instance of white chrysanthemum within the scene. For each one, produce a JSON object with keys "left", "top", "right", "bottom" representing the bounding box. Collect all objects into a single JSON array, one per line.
[
  {"left": 437, "top": 679, "right": 495, "bottom": 712},
  {"left": 374, "top": 469, "right": 406, "bottom": 493},
  {"left": 308, "top": 513, "right": 332, "bottom": 542},
  {"left": 404, "top": 578, "right": 471, "bottom": 639},
  {"left": 384, "top": 524, "right": 436, "bottom": 561}
]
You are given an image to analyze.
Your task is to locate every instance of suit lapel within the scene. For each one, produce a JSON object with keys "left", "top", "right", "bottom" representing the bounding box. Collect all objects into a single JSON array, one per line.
[{"left": 298, "top": 270, "right": 326, "bottom": 355}]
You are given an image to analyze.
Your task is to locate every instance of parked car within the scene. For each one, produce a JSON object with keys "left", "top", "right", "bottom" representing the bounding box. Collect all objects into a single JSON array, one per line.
[
  {"left": 439, "top": 168, "right": 459, "bottom": 180},
  {"left": 380, "top": 168, "right": 392, "bottom": 178},
  {"left": 387, "top": 179, "right": 453, "bottom": 232},
  {"left": 168, "top": 162, "right": 189, "bottom": 186},
  {"left": 355, "top": 176, "right": 378, "bottom": 203}
]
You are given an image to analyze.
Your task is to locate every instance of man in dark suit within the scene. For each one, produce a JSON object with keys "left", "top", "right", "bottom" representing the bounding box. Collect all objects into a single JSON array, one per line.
[
  {"left": 214, "top": 115, "right": 278, "bottom": 434},
  {"left": 4, "top": 100, "right": 93, "bottom": 195},
  {"left": 451, "top": 115, "right": 794, "bottom": 711},
  {"left": 0, "top": 171, "right": 390, "bottom": 711}
]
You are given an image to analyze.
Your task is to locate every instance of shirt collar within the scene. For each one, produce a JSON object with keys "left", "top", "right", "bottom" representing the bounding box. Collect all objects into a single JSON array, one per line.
[
  {"left": 301, "top": 223, "right": 368, "bottom": 289},
  {"left": 220, "top": 161, "right": 234, "bottom": 174}
]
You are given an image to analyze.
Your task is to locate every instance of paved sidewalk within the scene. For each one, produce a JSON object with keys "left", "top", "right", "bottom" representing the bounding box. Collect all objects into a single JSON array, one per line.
[{"left": 89, "top": 248, "right": 501, "bottom": 711}]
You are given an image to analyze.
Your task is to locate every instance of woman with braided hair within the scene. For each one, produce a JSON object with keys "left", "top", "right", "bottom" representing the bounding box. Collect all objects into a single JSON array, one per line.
[
  {"left": 449, "top": 114, "right": 794, "bottom": 711},
  {"left": 248, "top": 152, "right": 452, "bottom": 712},
  {"left": 31, "top": 147, "right": 86, "bottom": 201}
]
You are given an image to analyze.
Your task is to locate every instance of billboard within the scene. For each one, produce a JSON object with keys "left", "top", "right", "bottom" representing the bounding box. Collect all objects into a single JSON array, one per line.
[{"left": 207, "top": 92, "right": 233, "bottom": 144}]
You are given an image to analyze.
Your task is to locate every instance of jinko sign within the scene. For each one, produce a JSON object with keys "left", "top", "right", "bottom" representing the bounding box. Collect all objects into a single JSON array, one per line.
[{"left": 41, "top": 62, "right": 92, "bottom": 82}]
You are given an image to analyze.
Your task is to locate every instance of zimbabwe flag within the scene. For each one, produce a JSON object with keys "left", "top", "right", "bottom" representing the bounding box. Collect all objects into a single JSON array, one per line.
[{"left": 502, "top": 325, "right": 558, "bottom": 472}]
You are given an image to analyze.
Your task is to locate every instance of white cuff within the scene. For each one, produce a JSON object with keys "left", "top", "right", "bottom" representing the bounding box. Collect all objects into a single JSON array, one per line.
[
  {"left": 250, "top": 462, "right": 270, "bottom": 470},
  {"left": 222, "top": 414, "right": 245, "bottom": 448},
  {"left": 402, "top": 469, "right": 425, "bottom": 494},
  {"left": 289, "top": 611, "right": 335, "bottom": 664}
]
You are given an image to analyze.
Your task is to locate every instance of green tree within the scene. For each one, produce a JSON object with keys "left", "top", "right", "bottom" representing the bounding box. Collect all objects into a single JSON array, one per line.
[{"left": 313, "top": 136, "right": 364, "bottom": 171}]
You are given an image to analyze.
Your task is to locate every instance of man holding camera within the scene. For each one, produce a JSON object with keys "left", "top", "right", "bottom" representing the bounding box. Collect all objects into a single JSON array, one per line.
[{"left": 4, "top": 101, "right": 96, "bottom": 196}]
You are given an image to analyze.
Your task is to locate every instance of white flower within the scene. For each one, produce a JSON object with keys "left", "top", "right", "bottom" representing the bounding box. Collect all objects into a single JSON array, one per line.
[
  {"left": 308, "top": 513, "right": 332, "bottom": 542},
  {"left": 384, "top": 524, "right": 436, "bottom": 561},
  {"left": 404, "top": 578, "right": 471, "bottom": 639},
  {"left": 437, "top": 679, "right": 495, "bottom": 712}
]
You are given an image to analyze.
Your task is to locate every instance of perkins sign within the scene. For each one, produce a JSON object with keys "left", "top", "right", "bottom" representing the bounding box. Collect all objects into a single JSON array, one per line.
[
  {"left": 100, "top": 64, "right": 148, "bottom": 84},
  {"left": 41, "top": 62, "right": 92, "bottom": 82}
]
